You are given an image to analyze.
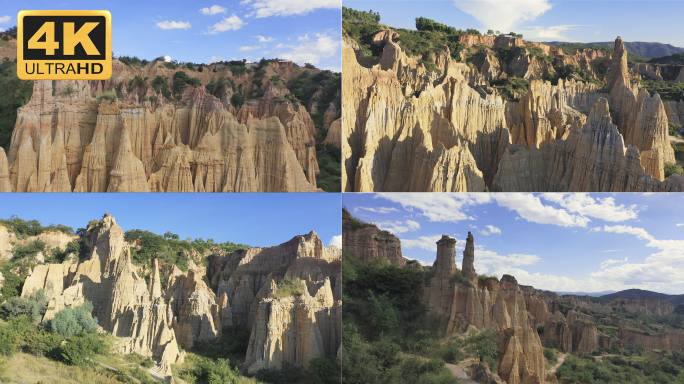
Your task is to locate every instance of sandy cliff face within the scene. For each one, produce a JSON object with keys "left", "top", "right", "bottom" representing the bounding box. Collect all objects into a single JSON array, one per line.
[
  {"left": 21, "top": 214, "right": 183, "bottom": 379},
  {"left": 206, "top": 231, "right": 342, "bottom": 373},
  {"left": 341, "top": 209, "right": 407, "bottom": 266},
  {"left": 4, "top": 55, "right": 337, "bottom": 192},
  {"left": 343, "top": 30, "right": 683, "bottom": 192},
  {"left": 421, "top": 234, "right": 547, "bottom": 384},
  {"left": 18, "top": 214, "right": 340, "bottom": 379}
]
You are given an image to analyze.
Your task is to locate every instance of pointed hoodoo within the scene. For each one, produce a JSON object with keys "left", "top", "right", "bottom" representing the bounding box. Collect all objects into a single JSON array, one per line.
[
  {"left": 462, "top": 232, "right": 477, "bottom": 284},
  {"left": 605, "top": 36, "right": 630, "bottom": 92},
  {"left": 433, "top": 235, "right": 457, "bottom": 278},
  {"left": 305, "top": 142, "right": 317, "bottom": 188},
  {"left": 150, "top": 258, "right": 162, "bottom": 300}
]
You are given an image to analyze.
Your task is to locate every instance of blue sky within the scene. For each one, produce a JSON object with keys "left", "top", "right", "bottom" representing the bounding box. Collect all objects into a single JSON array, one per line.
[
  {"left": 344, "top": 193, "right": 684, "bottom": 295},
  {"left": 0, "top": 0, "right": 341, "bottom": 71},
  {"left": 0, "top": 194, "right": 342, "bottom": 249},
  {"left": 344, "top": 0, "right": 684, "bottom": 48}
]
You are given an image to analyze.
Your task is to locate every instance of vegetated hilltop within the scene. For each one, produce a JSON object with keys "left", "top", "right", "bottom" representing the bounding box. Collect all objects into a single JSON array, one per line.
[
  {"left": 0, "top": 213, "right": 341, "bottom": 383},
  {"left": 342, "top": 208, "right": 684, "bottom": 384},
  {"left": 342, "top": 8, "right": 684, "bottom": 193},
  {"left": 543, "top": 40, "right": 684, "bottom": 60},
  {"left": 0, "top": 29, "right": 341, "bottom": 192},
  {"left": 599, "top": 288, "right": 684, "bottom": 306}
]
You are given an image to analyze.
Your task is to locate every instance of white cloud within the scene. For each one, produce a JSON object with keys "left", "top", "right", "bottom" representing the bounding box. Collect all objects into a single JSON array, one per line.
[
  {"left": 323, "top": 66, "right": 341, "bottom": 72},
  {"left": 353, "top": 206, "right": 399, "bottom": 214},
  {"left": 496, "top": 268, "right": 612, "bottom": 292},
  {"left": 480, "top": 225, "right": 501, "bottom": 236},
  {"left": 156, "top": 20, "right": 191, "bottom": 30},
  {"left": 541, "top": 194, "right": 638, "bottom": 222},
  {"left": 200, "top": 5, "right": 227, "bottom": 15},
  {"left": 453, "top": 0, "right": 552, "bottom": 32},
  {"left": 677, "top": 223, "right": 684, "bottom": 226},
  {"left": 594, "top": 30, "right": 602, "bottom": 35},
  {"left": 473, "top": 247, "right": 540, "bottom": 275},
  {"left": 205, "top": 14, "right": 246, "bottom": 34},
  {"left": 0, "top": 15, "right": 10, "bottom": 24},
  {"left": 494, "top": 194, "right": 590, "bottom": 227},
  {"left": 242, "top": 0, "right": 340, "bottom": 18},
  {"left": 374, "top": 220, "right": 420, "bottom": 234},
  {"left": 206, "top": 56, "right": 226, "bottom": 64},
  {"left": 239, "top": 45, "right": 262, "bottom": 51},
  {"left": 520, "top": 25, "right": 588, "bottom": 42},
  {"left": 401, "top": 235, "right": 446, "bottom": 252},
  {"left": 590, "top": 225, "right": 684, "bottom": 290},
  {"left": 377, "top": 193, "right": 491, "bottom": 223},
  {"left": 255, "top": 35, "right": 275, "bottom": 42},
  {"left": 277, "top": 33, "right": 340, "bottom": 65},
  {"left": 600, "top": 257, "right": 627, "bottom": 269},
  {"left": 329, "top": 235, "right": 341, "bottom": 248},
  {"left": 298, "top": 34, "right": 309, "bottom": 41},
  {"left": 164, "top": 55, "right": 172, "bottom": 62},
  {"left": 600, "top": 249, "right": 621, "bottom": 253},
  {"left": 377, "top": 193, "right": 596, "bottom": 227}
]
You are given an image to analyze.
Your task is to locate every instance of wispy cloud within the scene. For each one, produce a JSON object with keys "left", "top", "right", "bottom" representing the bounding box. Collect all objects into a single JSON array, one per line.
[
  {"left": 354, "top": 207, "right": 399, "bottom": 214},
  {"left": 200, "top": 5, "right": 227, "bottom": 15},
  {"left": 453, "top": 0, "right": 552, "bottom": 32},
  {"left": 242, "top": 0, "right": 340, "bottom": 18},
  {"left": 373, "top": 220, "right": 420, "bottom": 234},
  {"left": 238, "top": 45, "right": 262, "bottom": 51},
  {"left": 204, "top": 14, "right": 245, "bottom": 34},
  {"left": 156, "top": 20, "right": 191, "bottom": 30},
  {"left": 0, "top": 15, "right": 10, "bottom": 24},
  {"left": 255, "top": 35, "right": 275, "bottom": 42}
]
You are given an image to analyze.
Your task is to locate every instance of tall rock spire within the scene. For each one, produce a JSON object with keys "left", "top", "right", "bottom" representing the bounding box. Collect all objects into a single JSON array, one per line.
[
  {"left": 433, "top": 235, "right": 457, "bottom": 278},
  {"left": 606, "top": 36, "right": 630, "bottom": 92},
  {"left": 462, "top": 232, "right": 477, "bottom": 284},
  {"left": 150, "top": 258, "right": 162, "bottom": 300}
]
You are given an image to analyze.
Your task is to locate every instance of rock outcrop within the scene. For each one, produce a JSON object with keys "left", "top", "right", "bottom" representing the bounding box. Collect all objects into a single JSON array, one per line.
[
  {"left": 3, "top": 51, "right": 339, "bottom": 192},
  {"left": 341, "top": 208, "right": 407, "bottom": 266},
  {"left": 343, "top": 30, "right": 684, "bottom": 192},
  {"left": 17, "top": 213, "right": 341, "bottom": 380},
  {"left": 206, "top": 231, "right": 341, "bottom": 373},
  {"left": 21, "top": 214, "right": 183, "bottom": 379},
  {"left": 420, "top": 233, "right": 547, "bottom": 384}
]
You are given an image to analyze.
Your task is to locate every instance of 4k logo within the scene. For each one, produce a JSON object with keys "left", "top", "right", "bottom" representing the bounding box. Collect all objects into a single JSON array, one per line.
[{"left": 17, "top": 10, "right": 112, "bottom": 80}]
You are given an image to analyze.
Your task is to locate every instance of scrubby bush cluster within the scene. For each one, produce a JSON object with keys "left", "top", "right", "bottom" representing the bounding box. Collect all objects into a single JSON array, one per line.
[{"left": 0, "top": 215, "right": 74, "bottom": 237}]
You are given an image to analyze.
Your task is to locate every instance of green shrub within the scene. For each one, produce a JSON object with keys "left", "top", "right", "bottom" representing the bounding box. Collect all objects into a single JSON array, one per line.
[
  {"left": 11, "top": 239, "right": 46, "bottom": 262},
  {"left": 59, "top": 332, "right": 109, "bottom": 365},
  {"left": 664, "top": 162, "right": 683, "bottom": 178},
  {"left": 230, "top": 93, "right": 245, "bottom": 108},
  {"left": 538, "top": 323, "right": 545, "bottom": 335},
  {"left": 466, "top": 328, "right": 499, "bottom": 364},
  {"left": 669, "top": 122, "right": 683, "bottom": 136},
  {"left": 48, "top": 301, "right": 99, "bottom": 336},
  {"left": 59, "top": 85, "right": 76, "bottom": 96},
  {"left": 272, "top": 277, "right": 306, "bottom": 299},
  {"left": 188, "top": 358, "right": 241, "bottom": 383},
  {"left": 1, "top": 289, "right": 48, "bottom": 322},
  {"left": 544, "top": 347, "right": 558, "bottom": 363},
  {"left": 97, "top": 90, "right": 117, "bottom": 101},
  {"left": 186, "top": 63, "right": 196, "bottom": 71},
  {"left": 309, "top": 356, "right": 341, "bottom": 384}
]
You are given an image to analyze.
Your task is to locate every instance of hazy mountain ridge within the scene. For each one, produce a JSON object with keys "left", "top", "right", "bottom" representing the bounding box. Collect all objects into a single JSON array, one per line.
[{"left": 543, "top": 41, "right": 684, "bottom": 59}]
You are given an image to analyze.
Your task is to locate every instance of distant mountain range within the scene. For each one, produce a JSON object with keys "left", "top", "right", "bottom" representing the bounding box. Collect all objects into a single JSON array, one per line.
[
  {"left": 552, "top": 288, "right": 684, "bottom": 305},
  {"left": 555, "top": 290, "right": 617, "bottom": 297},
  {"left": 542, "top": 41, "right": 684, "bottom": 59},
  {"left": 600, "top": 289, "right": 684, "bottom": 305}
]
